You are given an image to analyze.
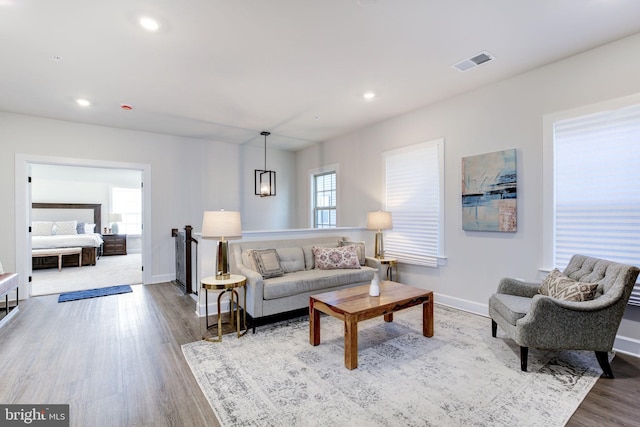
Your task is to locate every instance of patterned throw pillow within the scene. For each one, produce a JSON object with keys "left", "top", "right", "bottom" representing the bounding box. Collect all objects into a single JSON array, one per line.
[
  {"left": 252, "top": 249, "right": 285, "bottom": 279},
  {"left": 338, "top": 240, "right": 366, "bottom": 265},
  {"left": 538, "top": 269, "right": 598, "bottom": 302},
  {"left": 313, "top": 246, "right": 361, "bottom": 270}
]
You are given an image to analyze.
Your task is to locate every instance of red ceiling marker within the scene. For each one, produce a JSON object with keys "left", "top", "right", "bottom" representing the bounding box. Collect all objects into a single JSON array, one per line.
[{"left": 120, "top": 104, "right": 133, "bottom": 110}]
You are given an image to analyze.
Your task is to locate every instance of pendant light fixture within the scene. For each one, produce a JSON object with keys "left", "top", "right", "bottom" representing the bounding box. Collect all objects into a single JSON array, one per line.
[{"left": 254, "top": 131, "right": 276, "bottom": 197}]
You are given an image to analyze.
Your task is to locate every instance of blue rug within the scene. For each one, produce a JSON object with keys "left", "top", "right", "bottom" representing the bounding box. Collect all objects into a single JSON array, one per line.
[{"left": 58, "top": 285, "right": 133, "bottom": 302}]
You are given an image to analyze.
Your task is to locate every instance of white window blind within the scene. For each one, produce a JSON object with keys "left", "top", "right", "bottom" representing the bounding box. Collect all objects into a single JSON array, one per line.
[
  {"left": 112, "top": 187, "right": 142, "bottom": 235},
  {"left": 554, "top": 103, "right": 640, "bottom": 305},
  {"left": 383, "top": 139, "right": 444, "bottom": 267}
]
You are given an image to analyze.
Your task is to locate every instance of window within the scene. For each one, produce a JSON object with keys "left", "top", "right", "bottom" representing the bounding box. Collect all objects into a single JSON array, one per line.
[
  {"left": 383, "top": 138, "right": 444, "bottom": 267},
  {"left": 111, "top": 187, "right": 142, "bottom": 235},
  {"left": 552, "top": 102, "right": 640, "bottom": 305},
  {"left": 313, "top": 171, "right": 337, "bottom": 228}
]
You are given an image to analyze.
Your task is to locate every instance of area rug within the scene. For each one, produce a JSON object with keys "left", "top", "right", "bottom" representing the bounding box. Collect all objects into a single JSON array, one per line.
[
  {"left": 182, "top": 305, "right": 606, "bottom": 427},
  {"left": 58, "top": 284, "right": 132, "bottom": 302}
]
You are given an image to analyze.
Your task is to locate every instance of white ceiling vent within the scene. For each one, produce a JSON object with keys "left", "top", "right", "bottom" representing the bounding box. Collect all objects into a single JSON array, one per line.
[{"left": 453, "top": 51, "right": 495, "bottom": 72}]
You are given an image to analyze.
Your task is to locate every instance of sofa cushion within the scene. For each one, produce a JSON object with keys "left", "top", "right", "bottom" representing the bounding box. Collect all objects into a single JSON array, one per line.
[
  {"left": 539, "top": 268, "right": 599, "bottom": 302},
  {"left": 253, "top": 249, "right": 285, "bottom": 279},
  {"left": 262, "top": 267, "right": 376, "bottom": 300},
  {"left": 490, "top": 294, "right": 533, "bottom": 326},
  {"left": 276, "top": 247, "right": 305, "bottom": 273},
  {"left": 313, "top": 246, "right": 360, "bottom": 270},
  {"left": 339, "top": 240, "right": 366, "bottom": 265},
  {"left": 242, "top": 249, "right": 259, "bottom": 272}
]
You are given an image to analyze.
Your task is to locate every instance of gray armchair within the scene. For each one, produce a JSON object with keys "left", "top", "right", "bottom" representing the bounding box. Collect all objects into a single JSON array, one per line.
[{"left": 489, "top": 254, "right": 639, "bottom": 378}]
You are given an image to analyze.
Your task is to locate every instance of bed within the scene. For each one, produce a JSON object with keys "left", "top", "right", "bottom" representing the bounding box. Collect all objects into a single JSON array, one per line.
[{"left": 31, "top": 203, "right": 104, "bottom": 270}]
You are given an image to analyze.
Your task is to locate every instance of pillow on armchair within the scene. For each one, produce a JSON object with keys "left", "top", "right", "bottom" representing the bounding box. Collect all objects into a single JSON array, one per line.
[{"left": 538, "top": 268, "right": 599, "bottom": 302}]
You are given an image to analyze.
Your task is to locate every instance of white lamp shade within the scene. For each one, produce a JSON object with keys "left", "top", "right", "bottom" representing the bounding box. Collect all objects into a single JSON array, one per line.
[
  {"left": 366, "top": 211, "right": 392, "bottom": 231},
  {"left": 109, "top": 213, "right": 123, "bottom": 222},
  {"left": 201, "top": 210, "right": 242, "bottom": 239}
]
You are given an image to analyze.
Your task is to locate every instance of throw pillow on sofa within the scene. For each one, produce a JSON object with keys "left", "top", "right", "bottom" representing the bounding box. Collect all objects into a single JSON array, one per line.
[
  {"left": 338, "top": 240, "right": 366, "bottom": 265},
  {"left": 313, "top": 246, "right": 361, "bottom": 270},
  {"left": 538, "top": 268, "right": 599, "bottom": 302},
  {"left": 252, "top": 249, "right": 285, "bottom": 279}
]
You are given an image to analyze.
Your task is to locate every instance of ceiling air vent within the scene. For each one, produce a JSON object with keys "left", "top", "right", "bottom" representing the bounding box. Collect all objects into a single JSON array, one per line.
[{"left": 453, "top": 51, "right": 495, "bottom": 72}]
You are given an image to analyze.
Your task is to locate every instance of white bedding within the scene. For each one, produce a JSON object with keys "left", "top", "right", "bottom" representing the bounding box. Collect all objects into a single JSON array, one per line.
[{"left": 32, "top": 233, "right": 103, "bottom": 249}]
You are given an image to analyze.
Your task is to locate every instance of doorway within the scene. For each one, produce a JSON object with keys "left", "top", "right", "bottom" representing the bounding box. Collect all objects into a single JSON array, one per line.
[{"left": 14, "top": 154, "right": 152, "bottom": 299}]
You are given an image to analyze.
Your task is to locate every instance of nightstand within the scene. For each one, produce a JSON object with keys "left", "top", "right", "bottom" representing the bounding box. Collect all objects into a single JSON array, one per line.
[{"left": 102, "top": 234, "right": 127, "bottom": 256}]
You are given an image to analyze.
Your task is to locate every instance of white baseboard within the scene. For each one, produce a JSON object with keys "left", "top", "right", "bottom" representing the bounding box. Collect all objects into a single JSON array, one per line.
[
  {"left": 436, "top": 292, "right": 640, "bottom": 358},
  {"left": 194, "top": 293, "right": 233, "bottom": 317},
  {"left": 0, "top": 307, "right": 20, "bottom": 329},
  {"left": 151, "top": 273, "right": 175, "bottom": 284}
]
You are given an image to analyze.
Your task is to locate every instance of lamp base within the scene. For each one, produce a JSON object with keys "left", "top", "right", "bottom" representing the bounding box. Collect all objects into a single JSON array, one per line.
[
  {"left": 374, "top": 231, "right": 385, "bottom": 259},
  {"left": 216, "top": 240, "right": 231, "bottom": 280}
]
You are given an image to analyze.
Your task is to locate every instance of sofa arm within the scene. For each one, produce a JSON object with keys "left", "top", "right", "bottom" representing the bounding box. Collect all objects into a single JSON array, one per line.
[
  {"left": 496, "top": 277, "right": 540, "bottom": 298},
  {"left": 365, "top": 257, "right": 381, "bottom": 269},
  {"left": 236, "top": 265, "right": 265, "bottom": 319}
]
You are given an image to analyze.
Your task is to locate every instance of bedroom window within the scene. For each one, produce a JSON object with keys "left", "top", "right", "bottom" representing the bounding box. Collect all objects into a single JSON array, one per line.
[
  {"left": 383, "top": 138, "right": 445, "bottom": 267},
  {"left": 550, "top": 101, "right": 640, "bottom": 305},
  {"left": 313, "top": 171, "right": 337, "bottom": 228},
  {"left": 111, "top": 187, "right": 142, "bottom": 235}
]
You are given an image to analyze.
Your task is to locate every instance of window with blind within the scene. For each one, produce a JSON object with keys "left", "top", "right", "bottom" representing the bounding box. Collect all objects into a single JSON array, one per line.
[
  {"left": 553, "top": 103, "right": 640, "bottom": 305},
  {"left": 383, "top": 138, "right": 444, "bottom": 267},
  {"left": 313, "top": 171, "right": 336, "bottom": 228},
  {"left": 111, "top": 187, "right": 142, "bottom": 235}
]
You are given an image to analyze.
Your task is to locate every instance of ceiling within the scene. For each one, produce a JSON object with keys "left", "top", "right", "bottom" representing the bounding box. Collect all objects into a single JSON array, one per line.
[{"left": 2, "top": 0, "right": 640, "bottom": 151}]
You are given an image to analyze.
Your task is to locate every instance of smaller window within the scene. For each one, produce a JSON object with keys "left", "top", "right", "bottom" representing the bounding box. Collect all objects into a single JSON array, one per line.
[
  {"left": 111, "top": 187, "right": 142, "bottom": 235},
  {"left": 313, "top": 171, "right": 336, "bottom": 228}
]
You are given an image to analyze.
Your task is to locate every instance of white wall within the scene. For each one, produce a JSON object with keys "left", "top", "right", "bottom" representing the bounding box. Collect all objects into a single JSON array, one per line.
[
  {"left": 295, "top": 33, "right": 640, "bottom": 347},
  {"left": 0, "top": 113, "right": 296, "bottom": 296}
]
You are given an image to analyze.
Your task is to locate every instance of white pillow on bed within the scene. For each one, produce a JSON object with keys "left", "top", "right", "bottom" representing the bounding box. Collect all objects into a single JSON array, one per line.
[
  {"left": 54, "top": 220, "right": 78, "bottom": 235},
  {"left": 84, "top": 223, "right": 96, "bottom": 234},
  {"left": 32, "top": 221, "right": 54, "bottom": 236}
]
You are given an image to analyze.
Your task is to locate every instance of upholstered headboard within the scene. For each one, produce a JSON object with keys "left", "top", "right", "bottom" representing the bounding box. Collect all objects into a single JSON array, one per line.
[{"left": 32, "top": 203, "right": 102, "bottom": 234}]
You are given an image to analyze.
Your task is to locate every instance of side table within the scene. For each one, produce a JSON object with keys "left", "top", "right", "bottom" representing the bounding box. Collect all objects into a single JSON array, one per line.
[
  {"left": 201, "top": 274, "right": 247, "bottom": 342},
  {"left": 379, "top": 258, "right": 398, "bottom": 281}
]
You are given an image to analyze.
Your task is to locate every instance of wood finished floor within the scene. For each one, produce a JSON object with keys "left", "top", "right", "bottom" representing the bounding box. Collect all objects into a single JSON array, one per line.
[{"left": 1, "top": 282, "right": 639, "bottom": 427}]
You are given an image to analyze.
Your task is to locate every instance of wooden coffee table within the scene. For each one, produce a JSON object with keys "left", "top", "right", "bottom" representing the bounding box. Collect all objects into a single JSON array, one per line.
[{"left": 309, "top": 280, "right": 434, "bottom": 369}]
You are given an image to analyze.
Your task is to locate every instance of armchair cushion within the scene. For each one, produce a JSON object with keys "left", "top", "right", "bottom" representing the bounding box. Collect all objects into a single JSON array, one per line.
[
  {"left": 490, "top": 294, "right": 533, "bottom": 325},
  {"left": 538, "top": 268, "right": 599, "bottom": 302}
]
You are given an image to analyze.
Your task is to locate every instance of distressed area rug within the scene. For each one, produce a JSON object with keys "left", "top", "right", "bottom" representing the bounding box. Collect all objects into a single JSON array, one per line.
[{"left": 182, "top": 305, "right": 606, "bottom": 427}]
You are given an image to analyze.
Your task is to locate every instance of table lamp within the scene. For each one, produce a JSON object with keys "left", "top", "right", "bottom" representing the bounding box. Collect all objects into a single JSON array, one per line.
[
  {"left": 201, "top": 210, "right": 242, "bottom": 279},
  {"left": 109, "top": 213, "right": 123, "bottom": 234},
  {"left": 366, "top": 210, "right": 392, "bottom": 259}
]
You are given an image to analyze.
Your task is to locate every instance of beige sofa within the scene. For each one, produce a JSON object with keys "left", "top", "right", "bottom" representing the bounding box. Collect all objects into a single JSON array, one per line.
[{"left": 229, "top": 236, "right": 380, "bottom": 329}]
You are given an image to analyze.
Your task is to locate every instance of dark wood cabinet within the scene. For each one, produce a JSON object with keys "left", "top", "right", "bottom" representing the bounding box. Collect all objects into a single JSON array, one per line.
[{"left": 102, "top": 234, "right": 127, "bottom": 256}]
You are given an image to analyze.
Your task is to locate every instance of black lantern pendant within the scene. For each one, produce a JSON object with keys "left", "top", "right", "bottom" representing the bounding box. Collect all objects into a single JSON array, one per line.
[{"left": 255, "top": 131, "right": 276, "bottom": 197}]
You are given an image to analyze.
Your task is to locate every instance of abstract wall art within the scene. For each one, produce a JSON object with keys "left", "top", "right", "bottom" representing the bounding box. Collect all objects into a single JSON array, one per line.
[{"left": 461, "top": 149, "right": 517, "bottom": 232}]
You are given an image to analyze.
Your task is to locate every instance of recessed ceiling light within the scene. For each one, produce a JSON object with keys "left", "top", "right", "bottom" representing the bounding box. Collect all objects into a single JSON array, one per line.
[
  {"left": 139, "top": 16, "right": 160, "bottom": 31},
  {"left": 363, "top": 92, "right": 376, "bottom": 100},
  {"left": 76, "top": 99, "right": 91, "bottom": 107}
]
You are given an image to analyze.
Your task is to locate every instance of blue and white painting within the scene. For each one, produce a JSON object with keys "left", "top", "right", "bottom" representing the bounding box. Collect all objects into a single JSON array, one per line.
[{"left": 461, "top": 149, "right": 517, "bottom": 232}]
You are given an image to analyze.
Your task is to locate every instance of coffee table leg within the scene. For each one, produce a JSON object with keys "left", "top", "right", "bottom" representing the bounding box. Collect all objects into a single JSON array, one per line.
[
  {"left": 384, "top": 313, "right": 393, "bottom": 322},
  {"left": 344, "top": 315, "right": 358, "bottom": 370},
  {"left": 423, "top": 296, "right": 434, "bottom": 337},
  {"left": 310, "top": 299, "right": 321, "bottom": 346}
]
